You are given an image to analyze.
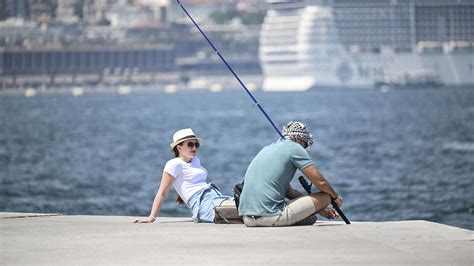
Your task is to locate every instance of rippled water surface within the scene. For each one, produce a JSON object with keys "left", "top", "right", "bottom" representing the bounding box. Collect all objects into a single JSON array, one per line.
[{"left": 1, "top": 88, "right": 473, "bottom": 229}]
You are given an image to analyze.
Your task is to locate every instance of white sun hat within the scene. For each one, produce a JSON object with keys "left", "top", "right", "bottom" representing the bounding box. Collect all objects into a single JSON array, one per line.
[{"left": 170, "top": 128, "right": 202, "bottom": 149}]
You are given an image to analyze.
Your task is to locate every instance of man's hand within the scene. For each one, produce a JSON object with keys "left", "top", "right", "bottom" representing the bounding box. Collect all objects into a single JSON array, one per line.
[
  {"left": 319, "top": 207, "right": 339, "bottom": 219},
  {"left": 302, "top": 165, "right": 340, "bottom": 204},
  {"left": 332, "top": 195, "right": 343, "bottom": 208}
]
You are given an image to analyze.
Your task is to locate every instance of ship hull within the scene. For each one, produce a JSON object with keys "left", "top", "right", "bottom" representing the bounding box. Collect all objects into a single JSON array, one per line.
[{"left": 260, "top": 1, "right": 474, "bottom": 91}]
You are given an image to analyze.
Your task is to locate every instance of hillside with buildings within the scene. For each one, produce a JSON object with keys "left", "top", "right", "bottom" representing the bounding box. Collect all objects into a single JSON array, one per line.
[{"left": 0, "top": 0, "right": 265, "bottom": 91}]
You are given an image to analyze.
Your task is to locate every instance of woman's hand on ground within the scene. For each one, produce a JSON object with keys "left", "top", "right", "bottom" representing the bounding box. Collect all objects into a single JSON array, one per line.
[{"left": 133, "top": 216, "right": 155, "bottom": 223}]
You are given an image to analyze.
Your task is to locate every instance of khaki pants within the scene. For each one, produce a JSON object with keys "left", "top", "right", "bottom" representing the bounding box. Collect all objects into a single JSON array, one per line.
[{"left": 243, "top": 196, "right": 317, "bottom": 227}]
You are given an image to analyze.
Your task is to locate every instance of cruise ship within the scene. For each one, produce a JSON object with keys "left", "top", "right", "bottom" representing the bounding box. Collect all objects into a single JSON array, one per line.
[{"left": 259, "top": 0, "right": 474, "bottom": 91}]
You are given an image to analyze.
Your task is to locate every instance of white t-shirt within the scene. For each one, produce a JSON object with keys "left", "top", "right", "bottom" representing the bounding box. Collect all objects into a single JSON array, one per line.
[{"left": 163, "top": 156, "right": 208, "bottom": 204}]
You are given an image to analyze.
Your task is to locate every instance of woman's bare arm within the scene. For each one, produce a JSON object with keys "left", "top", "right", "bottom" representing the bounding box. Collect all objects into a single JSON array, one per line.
[{"left": 134, "top": 171, "right": 176, "bottom": 223}]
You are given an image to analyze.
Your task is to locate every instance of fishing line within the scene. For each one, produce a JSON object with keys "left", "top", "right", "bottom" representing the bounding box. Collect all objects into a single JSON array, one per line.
[{"left": 177, "top": 0, "right": 350, "bottom": 224}]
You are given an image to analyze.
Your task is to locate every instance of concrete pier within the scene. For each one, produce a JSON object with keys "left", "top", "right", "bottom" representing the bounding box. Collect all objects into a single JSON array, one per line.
[{"left": 1, "top": 212, "right": 472, "bottom": 265}]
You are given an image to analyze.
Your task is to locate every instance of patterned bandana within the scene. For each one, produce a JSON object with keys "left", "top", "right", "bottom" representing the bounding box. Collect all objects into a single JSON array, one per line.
[{"left": 281, "top": 121, "right": 314, "bottom": 148}]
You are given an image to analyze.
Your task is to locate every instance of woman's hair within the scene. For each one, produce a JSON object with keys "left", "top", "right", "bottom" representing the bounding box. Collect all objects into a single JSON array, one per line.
[
  {"left": 172, "top": 144, "right": 185, "bottom": 205},
  {"left": 173, "top": 145, "right": 180, "bottom": 158},
  {"left": 176, "top": 195, "right": 185, "bottom": 205}
]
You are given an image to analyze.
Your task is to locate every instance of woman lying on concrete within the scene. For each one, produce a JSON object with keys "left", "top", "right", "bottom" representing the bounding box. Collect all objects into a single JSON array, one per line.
[{"left": 134, "top": 128, "right": 234, "bottom": 224}]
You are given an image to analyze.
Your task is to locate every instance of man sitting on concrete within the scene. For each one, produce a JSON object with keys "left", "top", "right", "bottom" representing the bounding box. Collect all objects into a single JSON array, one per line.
[{"left": 238, "top": 121, "right": 343, "bottom": 227}]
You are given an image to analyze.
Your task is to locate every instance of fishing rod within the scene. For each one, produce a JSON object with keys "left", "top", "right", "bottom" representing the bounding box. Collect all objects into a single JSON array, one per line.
[
  {"left": 299, "top": 176, "right": 350, "bottom": 224},
  {"left": 177, "top": 0, "right": 350, "bottom": 224},
  {"left": 176, "top": 0, "right": 283, "bottom": 139}
]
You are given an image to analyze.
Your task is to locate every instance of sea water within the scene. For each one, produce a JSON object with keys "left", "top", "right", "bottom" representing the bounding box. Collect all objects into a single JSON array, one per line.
[{"left": 1, "top": 87, "right": 473, "bottom": 229}]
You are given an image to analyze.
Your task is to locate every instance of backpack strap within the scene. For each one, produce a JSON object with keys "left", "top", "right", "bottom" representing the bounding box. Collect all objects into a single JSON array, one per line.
[{"left": 233, "top": 181, "right": 244, "bottom": 211}]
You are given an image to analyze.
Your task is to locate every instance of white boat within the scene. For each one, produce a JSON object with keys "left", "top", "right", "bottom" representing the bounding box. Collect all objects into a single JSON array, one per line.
[
  {"left": 260, "top": 0, "right": 474, "bottom": 91},
  {"left": 71, "top": 87, "right": 84, "bottom": 96}
]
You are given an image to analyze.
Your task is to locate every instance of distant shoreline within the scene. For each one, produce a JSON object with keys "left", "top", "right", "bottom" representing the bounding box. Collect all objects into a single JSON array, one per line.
[{"left": 2, "top": 84, "right": 473, "bottom": 97}]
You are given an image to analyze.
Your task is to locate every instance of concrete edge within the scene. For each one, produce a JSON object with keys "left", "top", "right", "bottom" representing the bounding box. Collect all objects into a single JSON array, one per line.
[{"left": 0, "top": 212, "right": 63, "bottom": 219}]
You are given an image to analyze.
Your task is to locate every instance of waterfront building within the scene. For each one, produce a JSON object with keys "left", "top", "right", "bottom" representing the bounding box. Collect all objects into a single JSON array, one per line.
[
  {"left": 29, "top": 1, "right": 53, "bottom": 23},
  {"left": 83, "top": 0, "right": 109, "bottom": 25},
  {"left": 1, "top": 0, "right": 29, "bottom": 19},
  {"left": 0, "top": 45, "right": 176, "bottom": 89},
  {"left": 56, "top": 0, "right": 80, "bottom": 24},
  {"left": 105, "top": 5, "right": 155, "bottom": 27},
  {"left": 136, "top": 0, "right": 172, "bottom": 24}
]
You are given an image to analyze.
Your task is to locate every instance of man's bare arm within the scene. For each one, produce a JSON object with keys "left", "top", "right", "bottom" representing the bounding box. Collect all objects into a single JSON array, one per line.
[{"left": 301, "top": 165, "right": 343, "bottom": 207}]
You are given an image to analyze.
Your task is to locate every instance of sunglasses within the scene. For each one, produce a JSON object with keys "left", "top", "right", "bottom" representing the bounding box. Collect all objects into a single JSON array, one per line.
[{"left": 185, "top": 141, "right": 200, "bottom": 149}]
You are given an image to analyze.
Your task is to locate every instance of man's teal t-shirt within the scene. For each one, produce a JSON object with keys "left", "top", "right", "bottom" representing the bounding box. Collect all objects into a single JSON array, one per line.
[{"left": 238, "top": 139, "right": 314, "bottom": 216}]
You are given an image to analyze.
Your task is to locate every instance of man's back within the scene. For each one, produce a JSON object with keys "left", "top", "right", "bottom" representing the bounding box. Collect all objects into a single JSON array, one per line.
[{"left": 238, "top": 139, "right": 313, "bottom": 216}]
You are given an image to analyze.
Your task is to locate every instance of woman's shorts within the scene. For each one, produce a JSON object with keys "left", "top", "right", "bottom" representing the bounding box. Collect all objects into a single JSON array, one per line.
[
  {"left": 242, "top": 196, "right": 316, "bottom": 227},
  {"left": 187, "top": 184, "right": 232, "bottom": 223}
]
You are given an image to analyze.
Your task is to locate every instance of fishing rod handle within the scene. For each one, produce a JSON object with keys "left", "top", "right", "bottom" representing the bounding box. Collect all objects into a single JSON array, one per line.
[
  {"left": 299, "top": 176, "right": 351, "bottom": 224},
  {"left": 331, "top": 201, "right": 351, "bottom": 224},
  {"left": 298, "top": 176, "right": 312, "bottom": 194}
]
